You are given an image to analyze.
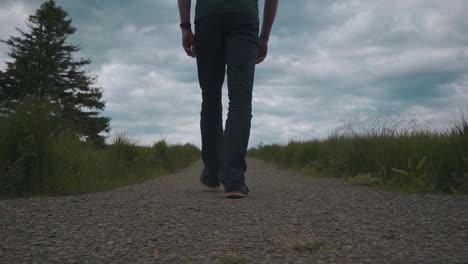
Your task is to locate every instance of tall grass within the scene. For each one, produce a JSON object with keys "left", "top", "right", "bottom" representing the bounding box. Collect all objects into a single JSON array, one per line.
[
  {"left": 0, "top": 100, "right": 200, "bottom": 198},
  {"left": 249, "top": 110, "right": 468, "bottom": 194}
]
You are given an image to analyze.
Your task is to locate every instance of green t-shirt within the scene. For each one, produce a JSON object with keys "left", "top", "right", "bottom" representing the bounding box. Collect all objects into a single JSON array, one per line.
[{"left": 195, "top": 0, "right": 259, "bottom": 21}]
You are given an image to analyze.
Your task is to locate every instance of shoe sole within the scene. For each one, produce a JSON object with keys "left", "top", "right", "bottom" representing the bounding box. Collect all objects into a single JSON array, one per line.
[{"left": 225, "top": 191, "right": 247, "bottom": 199}]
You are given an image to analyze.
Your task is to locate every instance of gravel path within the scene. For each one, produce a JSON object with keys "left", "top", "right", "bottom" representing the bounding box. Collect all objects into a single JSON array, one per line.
[{"left": 1, "top": 158, "right": 467, "bottom": 264}]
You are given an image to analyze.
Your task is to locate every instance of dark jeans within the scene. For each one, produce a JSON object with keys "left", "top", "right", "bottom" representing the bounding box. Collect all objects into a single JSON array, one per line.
[{"left": 195, "top": 13, "right": 259, "bottom": 191}]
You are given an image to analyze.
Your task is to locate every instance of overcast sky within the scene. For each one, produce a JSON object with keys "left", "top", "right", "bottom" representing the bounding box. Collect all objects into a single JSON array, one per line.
[{"left": 1, "top": 0, "right": 467, "bottom": 147}]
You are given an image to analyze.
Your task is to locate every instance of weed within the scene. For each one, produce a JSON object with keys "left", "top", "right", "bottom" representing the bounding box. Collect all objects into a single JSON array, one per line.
[
  {"left": 389, "top": 156, "right": 434, "bottom": 193},
  {"left": 349, "top": 174, "right": 382, "bottom": 186},
  {"left": 391, "top": 156, "right": 427, "bottom": 178},
  {"left": 293, "top": 240, "right": 325, "bottom": 251}
]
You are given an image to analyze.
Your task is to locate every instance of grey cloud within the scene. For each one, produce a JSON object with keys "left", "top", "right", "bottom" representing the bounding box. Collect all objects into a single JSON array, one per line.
[{"left": 1, "top": 0, "right": 467, "bottom": 147}]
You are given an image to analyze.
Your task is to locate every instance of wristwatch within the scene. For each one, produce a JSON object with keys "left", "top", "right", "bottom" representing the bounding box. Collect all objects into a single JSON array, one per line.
[{"left": 180, "top": 22, "right": 191, "bottom": 29}]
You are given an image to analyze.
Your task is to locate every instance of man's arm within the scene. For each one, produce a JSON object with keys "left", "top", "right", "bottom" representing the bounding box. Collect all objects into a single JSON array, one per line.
[
  {"left": 260, "top": 0, "right": 278, "bottom": 41},
  {"left": 256, "top": 0, "right": 278, "bottom": 64},
  {"left": 177, "top": 0, "right": 191, "bottom": 24},
  {"left": 177, "top": 0, "right": 196, "bottom": 57}
]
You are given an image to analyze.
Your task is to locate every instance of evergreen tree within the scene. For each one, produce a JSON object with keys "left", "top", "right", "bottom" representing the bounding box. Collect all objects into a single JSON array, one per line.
[
  {"left": 0, "top": 69, "right": 4, "bottom": 111},
  {"left": 0, "top": 0, "right": 110, "bottom": 144},
  {"left": 0, "top": 70, "right": 6, "bottom": 118}
]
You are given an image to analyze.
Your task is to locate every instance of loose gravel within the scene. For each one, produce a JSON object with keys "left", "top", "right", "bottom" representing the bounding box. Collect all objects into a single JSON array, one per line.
[{"left": 1, "top": 158, "right": 467, "bottom": 263}]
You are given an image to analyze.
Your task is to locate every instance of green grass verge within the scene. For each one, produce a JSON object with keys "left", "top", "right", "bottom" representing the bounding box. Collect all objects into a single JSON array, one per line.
[
  {"left": 249, "top": 110, "right": 468, "bottom": 194},
  {"left": 0, "top": 101, "right": 200, "bottom": 198}
]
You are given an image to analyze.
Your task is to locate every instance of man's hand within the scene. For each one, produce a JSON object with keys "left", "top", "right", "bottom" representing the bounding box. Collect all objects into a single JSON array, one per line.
[
  {"left": 256, "top": 38, "right": 268, "bottom": 64},
  {"left": 181, "top": 28, "right": 196, "bottom": 58},
  {"left": 178, "top": 0, "right": 194, "bottom": 57},
  {"left": 256, "top": 0, "right": 278, "bottom": 64}
]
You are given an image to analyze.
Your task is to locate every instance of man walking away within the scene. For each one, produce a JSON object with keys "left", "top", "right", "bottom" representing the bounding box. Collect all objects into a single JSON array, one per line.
[{"left": 177, "top": 0, "right": 278, "bottom": 198}]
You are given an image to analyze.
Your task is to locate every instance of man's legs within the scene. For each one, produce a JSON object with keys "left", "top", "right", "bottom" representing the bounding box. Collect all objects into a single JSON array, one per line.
[
  {"left": 220, "top": 14, "right": 260, "bottom": 192},
  {"left": 195, "top": 17, "right": 225, "bottom": 185}
]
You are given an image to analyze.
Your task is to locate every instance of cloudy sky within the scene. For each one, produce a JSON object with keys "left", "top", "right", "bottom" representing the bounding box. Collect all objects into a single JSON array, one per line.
[{"left": 1, "top": 0, "right": 467, "bottom": 147}]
